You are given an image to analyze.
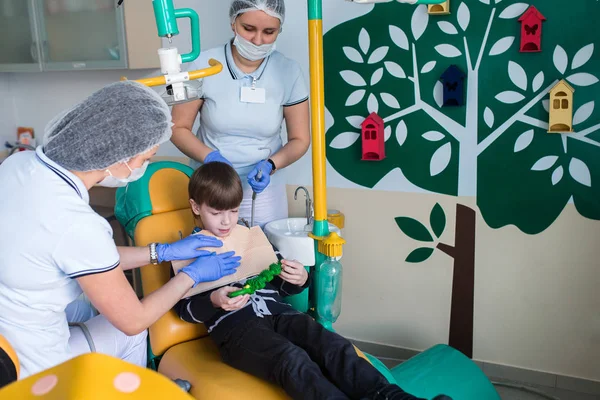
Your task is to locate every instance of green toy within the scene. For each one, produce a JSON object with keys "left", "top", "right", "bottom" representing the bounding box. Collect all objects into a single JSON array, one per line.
[{"left": 228, "top": 262, "right": 282, "bottom": 298}]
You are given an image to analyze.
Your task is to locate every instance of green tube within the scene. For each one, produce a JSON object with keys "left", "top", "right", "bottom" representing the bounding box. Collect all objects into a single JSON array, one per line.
[
  {"left": 176, "top": 8, "right": 201, "bottom": 63},
  {"left": 307, "top": 0, "right": 322, "bottom": 20},
  {"left": 153, "top": 0, "right": 179, "bottom": 37}
]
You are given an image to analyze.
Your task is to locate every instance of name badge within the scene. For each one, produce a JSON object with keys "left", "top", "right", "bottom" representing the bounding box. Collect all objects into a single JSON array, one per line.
[{"left": 240, "top": 86, "right": 266, "bottom": 104}]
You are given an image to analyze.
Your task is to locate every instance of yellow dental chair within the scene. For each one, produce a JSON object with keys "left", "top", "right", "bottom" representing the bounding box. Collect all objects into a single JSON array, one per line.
[
  {"left": 115, "top": 161, "right": 289, "bottom": 399},
  {"left": 0, "top": 334, "right": 19, "bottom": 389}
]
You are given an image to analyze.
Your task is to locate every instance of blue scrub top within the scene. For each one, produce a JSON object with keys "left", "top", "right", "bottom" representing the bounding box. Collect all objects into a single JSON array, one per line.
[{"left": 185, "top": 40, "right": 309, "bottom": 182}]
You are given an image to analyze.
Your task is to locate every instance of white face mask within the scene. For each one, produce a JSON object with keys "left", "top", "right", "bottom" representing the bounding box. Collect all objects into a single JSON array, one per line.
[
  {"left": 233, "top": 31, "right": 276, "bottom": 61},
  {"left": 97, "top": 160, "right": 149, "bottom": 188}
]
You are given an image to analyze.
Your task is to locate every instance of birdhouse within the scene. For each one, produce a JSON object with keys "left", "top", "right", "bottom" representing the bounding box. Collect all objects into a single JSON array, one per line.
[
  {"left": 440, "top": 65, "right": 466, "bottom": 107},
  {"left": 428, "top": 0, "right": 450, "bottom": 15},
  {"left": 518, "top": 6, "right": 546, "bottom": 52},
  {"left": 361, "top": 112, "right": 385, "bottom": 161},
  {"left": 548, "top": 80, "right": 575, "bottom": 133}
]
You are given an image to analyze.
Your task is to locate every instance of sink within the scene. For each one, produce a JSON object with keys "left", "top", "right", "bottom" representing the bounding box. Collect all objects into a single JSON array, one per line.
[{"left": 264, "top": 218, "right": 342, "bottom": 266}]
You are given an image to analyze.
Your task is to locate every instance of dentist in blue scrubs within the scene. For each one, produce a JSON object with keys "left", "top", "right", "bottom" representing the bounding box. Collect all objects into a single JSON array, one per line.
[
  {"left": 0, "top": 81, "right": 240, "bottom": 378},
  {"left": 171, "top": 0, "right": 310, "bottom": 227}
]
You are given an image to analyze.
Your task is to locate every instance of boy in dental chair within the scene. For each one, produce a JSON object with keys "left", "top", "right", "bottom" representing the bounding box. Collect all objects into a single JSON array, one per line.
[{"left": 175, "top": 162, "right": 451, "bottom": 400}]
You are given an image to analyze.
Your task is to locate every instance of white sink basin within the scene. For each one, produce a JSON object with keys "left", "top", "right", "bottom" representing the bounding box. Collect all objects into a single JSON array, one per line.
[{"left": 264, "top": 218, "right": 342, "bottom": 266}]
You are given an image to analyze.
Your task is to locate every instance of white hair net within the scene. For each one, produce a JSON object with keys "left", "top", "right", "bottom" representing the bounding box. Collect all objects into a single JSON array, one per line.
[
  {"left": 43, "top": 81, "right": 172, "bottom": 172},
  {"left": 229, "top": 0, "right": 285, "bottom": 26}
]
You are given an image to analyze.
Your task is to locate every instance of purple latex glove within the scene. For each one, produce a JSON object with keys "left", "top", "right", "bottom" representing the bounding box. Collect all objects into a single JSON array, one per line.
[
  {"left": 204, "top": 150, "right": 233, "bottom": 167},
  {"left": 156, "top": 234, "right": 223, "bottom": 263},
  {"left": 180, "top": 251, "right": 242, "bottom": 286},
  {"left": 247, "top": 160, "right": 273, "bottom": 194}
]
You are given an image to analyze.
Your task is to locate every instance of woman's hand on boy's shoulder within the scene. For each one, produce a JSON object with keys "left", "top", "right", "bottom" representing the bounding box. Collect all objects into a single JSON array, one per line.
[
  {"left": 210, "top": 286, "right": 250, "bottom": 311},
  {"left": 279, "top": 259, "right": 308, "bottom": 287}
]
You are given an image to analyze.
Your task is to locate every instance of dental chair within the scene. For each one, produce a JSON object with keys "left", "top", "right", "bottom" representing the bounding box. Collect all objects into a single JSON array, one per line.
[{"left": 115, "top": 161, "right": 290, "bottom": 399}]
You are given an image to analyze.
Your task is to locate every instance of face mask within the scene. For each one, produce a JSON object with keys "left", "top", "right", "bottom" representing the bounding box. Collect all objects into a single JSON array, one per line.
[
  {"left": 97, "top": 160, "right": 149, "bottom": 188},
  {"left": 233, "top": 31, "right": 276, "bottom": 61}
]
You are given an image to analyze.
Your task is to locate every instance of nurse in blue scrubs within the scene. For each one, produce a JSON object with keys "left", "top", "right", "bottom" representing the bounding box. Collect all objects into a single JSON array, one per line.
[{"left": 171, "top": 0, "right": 310, "bottom": 227}]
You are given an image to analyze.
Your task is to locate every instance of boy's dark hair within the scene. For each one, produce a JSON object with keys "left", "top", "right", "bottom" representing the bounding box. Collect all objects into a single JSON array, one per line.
[{"left": 189, "top": 162, "right": 243, "bottom": 210}]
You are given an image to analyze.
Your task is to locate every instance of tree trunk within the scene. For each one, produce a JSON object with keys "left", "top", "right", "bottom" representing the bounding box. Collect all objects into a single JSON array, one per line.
[{"left": 437, "top": 204, "right": 477, "bottom": 358}]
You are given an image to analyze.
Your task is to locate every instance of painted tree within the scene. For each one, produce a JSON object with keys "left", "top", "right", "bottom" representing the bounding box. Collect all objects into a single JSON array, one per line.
[{"left": 324, "top": 0, "right": 600, "bottom": 357}]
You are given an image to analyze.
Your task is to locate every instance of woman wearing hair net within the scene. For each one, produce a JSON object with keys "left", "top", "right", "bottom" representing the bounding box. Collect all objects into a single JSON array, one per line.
[
  {"left": 171, "top": 0, "right": 310, "bottom": 228},
  {"left": 0, "top": 81, "right": 240, "bottom": 378}
]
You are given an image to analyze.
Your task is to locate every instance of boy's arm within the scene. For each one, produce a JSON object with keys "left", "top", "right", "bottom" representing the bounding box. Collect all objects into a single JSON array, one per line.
[
  {"left": 270, "top": 244, "right": 311, "bottom": 296},
  {"left": 175, "top": 289, "right": 221, "bottom": 323}
]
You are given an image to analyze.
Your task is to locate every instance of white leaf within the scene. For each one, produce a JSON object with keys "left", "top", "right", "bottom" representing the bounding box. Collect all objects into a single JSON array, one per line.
[
  {"left": 495, "top": 0, "right": 503, "bottom": 3},
  {"left": 433, "top": 81, "right": 444, "bottom": 108},
  {"left": 368, "top": 93, "right": 379, "bottom": 114},
  {"left": 495, "top": 91, "right": 526, "bottom": 104},
  {"left": 346, "top": 116, "right": 364, "bottom": 129},
  {"left": 384, "top": 125, "right": 392, "bottom": 142},
  {"left": 340, "top": 70, "right": 367, "bottom": 87},
  {"left": 573, "top": 101, "right": 595, "bottom": 126},
  {"left": 532, "top": 71, "right": 544, "bottom": 92},
  {"left": 368, "top": 46, "right": 389, "bottom": 64},
  {"left": 457, "top": 2, "right": 471, "bottom": 31},
  {"left": 514, "top": 129, "right": 534, "bottom": 153},
  {"left": 343, "top": 47, "right": 363, "bottom": 63},
  {"left": 435, "top": 44, "right": 462, "bottom": 58},
  {"left": 569, "top": 158, "right": 591, "bottom": 187},
  {"left": 411, "top": 5, "right": 429, "bottom": 42},
  {"left": 384, "top": 61, "right": 406, "bottom": 78},
  {"left": 553, "top": 45, "right": 568, "bottom": 75},
  {"left": 499, "top": 3, "right": 529, "bottom": 19},
  {"left": 572, "top": 44, "right": 594, "bottom": 70},
  {"left": 380, "top": 93, "right": 401, "bottom": 109},
  {"left": 479, "top": 0, "right": 490, "bottom": 4},
  {"left": 531, "top": 156, "right": 559, "bottom": 171},
  {"left": 438, "top": 21, "right": 458, "bottom": 35},
  {"left": 567, "top": 73, "right": 599, "bottom": 87},
  {"left": 430, "top": 142, "right": 452, "bottom": 177},
  {"left": 551, "top": 166, "right": 564, "bottom": 186},
  {"left": 542, "top": 99, "right": 550, "bottom": 113},
  {"left": 489, "top": 36, "right": 515, "bottom": 56},
  {"left": 422, "top": 131, "right": 445, "bottom": 141},
  {"left": 396, "top": 120, "right": 408, "bottom": 146},
  {"left": 371, "top": 68, "right": 384, "bottom": 86},
  {"left": 330, "top": 132, "right": 360, "bottom": 149},
  {"left": 345, "top": 89, "right": 366, "bottom": 106},
  {"left": 484, "top": 107, "right": 495, "bottom": 128},
  {"left": 508, "top": 61, "right": 528, "bottom": 91},
  {"left": 421, "top": 61, "right": 436, "bottom": 74},
  {"left": 389, "top": 25, "right": 409, "bottom": 50},
  {"left": 359, "top": 28, "right": 370, "bottom": 55}
]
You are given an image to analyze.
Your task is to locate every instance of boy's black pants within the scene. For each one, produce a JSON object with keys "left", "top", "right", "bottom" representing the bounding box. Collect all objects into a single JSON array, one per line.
[{"left": 214, "top": 313, "right": 424, "bottom": 400}]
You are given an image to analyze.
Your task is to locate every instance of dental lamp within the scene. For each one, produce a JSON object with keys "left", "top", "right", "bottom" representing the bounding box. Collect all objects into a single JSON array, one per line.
[{"left": 120, "top": 0, "right": 223, "bottom": 105}]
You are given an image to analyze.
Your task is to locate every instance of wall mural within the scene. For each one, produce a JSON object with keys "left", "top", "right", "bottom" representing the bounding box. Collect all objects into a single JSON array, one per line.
[{"left": 323, "top": 0, "right": 599, "bottom": 357}]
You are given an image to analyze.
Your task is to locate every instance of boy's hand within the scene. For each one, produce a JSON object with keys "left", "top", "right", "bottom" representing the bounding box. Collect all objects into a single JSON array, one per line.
[
  {"left": 210, "top": 286, "right": 250, "bottom": 311},
  {"left": 279, "top": 259, "right": 308, "bottom": 286}
]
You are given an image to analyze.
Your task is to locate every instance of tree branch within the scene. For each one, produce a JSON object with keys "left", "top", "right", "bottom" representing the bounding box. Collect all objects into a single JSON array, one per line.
[
  {"left": 475, "top": 8, "right": 496, "bottom": 70},
  {"left": 578, "top": 122, "right": 600, "bottom": 137},
  {"left": 478, "top": 80, "right": 558, "bottom": 155},
  {"left": 383, "top": 104, "right": 421, "bottom": 123},
  {"left": 463, "top": 37, "right": 474, "bottom": 72},
  {"left": 420, "top": 101, "right": 464, "bottom": 140},
  {"left": 567, "top": 135, "right": 600, "bottom": 148},
  {"left": 518, "top": 115, "right": 549, "bottom": 130},
  {"left": 436, "top": 242, "right": 456, "bottom": 258},
  {"left": 412, "top": 43, "right": 421, "bottom": 102}
]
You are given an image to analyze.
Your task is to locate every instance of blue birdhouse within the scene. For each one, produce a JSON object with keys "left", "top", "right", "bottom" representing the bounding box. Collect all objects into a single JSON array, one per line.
[{"left": 440, "top": 65, "right": 466, "bottom": 107}]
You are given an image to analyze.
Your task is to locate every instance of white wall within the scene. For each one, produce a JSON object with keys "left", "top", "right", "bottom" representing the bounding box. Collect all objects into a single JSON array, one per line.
[{"left": 0, "top": 74, "right": 16, "bottom": 149}]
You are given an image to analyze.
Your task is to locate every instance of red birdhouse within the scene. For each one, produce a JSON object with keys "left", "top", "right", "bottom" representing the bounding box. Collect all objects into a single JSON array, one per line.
[
  {"left": 518, "top": 6, "right": 546, "bottom": 53},
  {"left": 361, "top": 112, "right": 385, "bottom": 161}
]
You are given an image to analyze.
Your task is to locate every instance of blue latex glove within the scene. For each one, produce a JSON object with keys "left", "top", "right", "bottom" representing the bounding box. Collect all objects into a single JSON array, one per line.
[
  {"left": 204, "top": 150, "right": 232, "bottom": 167},
  {"left": 247, "top": 160, "right": 273, "bottom": 194},
  {"left": 180, "top": 251, "right": 242, "bottom": 286},
  {"left": 156, "top": 234, "right": 223, "bottom": 263}
]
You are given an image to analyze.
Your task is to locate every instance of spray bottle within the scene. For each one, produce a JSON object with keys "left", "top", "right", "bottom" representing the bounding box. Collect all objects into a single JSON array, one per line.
[{"left": 314, "top": 232, "right": 346, "bottom": 331}]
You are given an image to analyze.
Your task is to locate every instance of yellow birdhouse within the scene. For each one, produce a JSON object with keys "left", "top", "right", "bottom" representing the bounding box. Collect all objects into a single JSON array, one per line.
[
  {"left": 428, "top": 0, "right": 450, "bottom": 15},
  {"left": 548, "top": 79, "right": 575, "bottom": 133}
]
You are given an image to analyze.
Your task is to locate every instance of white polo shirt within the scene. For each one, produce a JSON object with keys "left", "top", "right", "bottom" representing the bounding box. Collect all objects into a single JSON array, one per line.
[
  {"left": 186, "top": 40, "right": 309, "bottom": 182},
  {"left": 0, "top": 147, "right": 120, "bottom": 377}
]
